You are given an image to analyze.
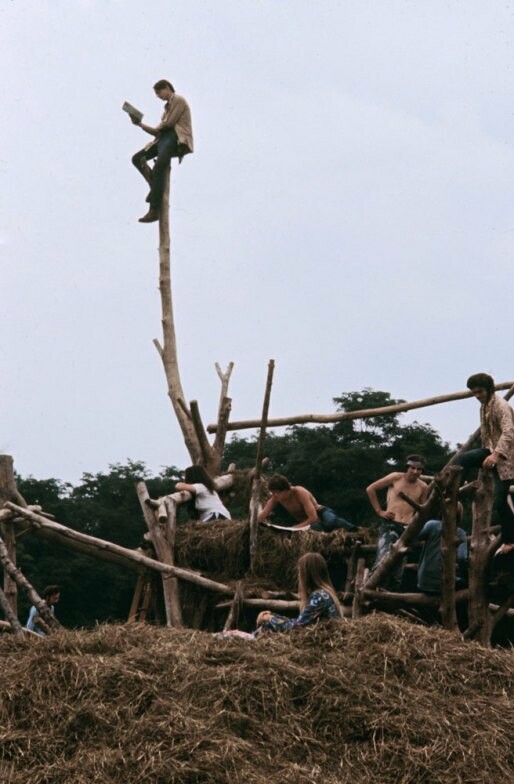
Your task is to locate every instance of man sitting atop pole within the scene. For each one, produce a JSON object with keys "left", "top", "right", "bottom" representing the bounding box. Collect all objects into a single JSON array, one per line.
[
  {"left": 130, "top": 79, "right": 193, "bottom": 224},
  {"left": 366, "top": 455, "right": 428, "bottom": 590},
  {"left": 258, "top": 474, "right": 357, "bottom": 532}
]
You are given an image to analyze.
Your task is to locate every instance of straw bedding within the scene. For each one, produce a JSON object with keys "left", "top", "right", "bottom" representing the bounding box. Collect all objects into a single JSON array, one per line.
[
  {"left": 1, "top": 615, "right": 513, "bottom": 783},
  {"left": 174, "top": 520, "right": 369, "bottom": 587}
]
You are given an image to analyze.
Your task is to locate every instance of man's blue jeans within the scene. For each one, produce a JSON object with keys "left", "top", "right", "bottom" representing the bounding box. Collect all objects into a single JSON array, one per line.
[
  {"left": 372, "top": 520, "right": 406, "bottom": 590},
  {"left": 310, "top": 507, "right": 357, "bottom": 533},
  {"left": 455, "top": 448, "right": 514, "bottom": 543},
  {"left": 132, "top": 129, "right": 179, "bottom": 210}
]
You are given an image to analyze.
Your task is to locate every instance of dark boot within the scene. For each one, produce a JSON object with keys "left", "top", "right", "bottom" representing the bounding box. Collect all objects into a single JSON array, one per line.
[{"left": 138, "top": 209, "right": 159, "bottom": 223}]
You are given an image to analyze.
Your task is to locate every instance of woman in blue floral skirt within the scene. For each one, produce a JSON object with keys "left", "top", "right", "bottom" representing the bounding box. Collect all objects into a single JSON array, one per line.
[{"left": 256, "top": 552, "right": 343, "bottom": 634}]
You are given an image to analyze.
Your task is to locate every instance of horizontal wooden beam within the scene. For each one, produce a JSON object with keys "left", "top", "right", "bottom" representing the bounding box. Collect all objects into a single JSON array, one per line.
[
  {"left": 207, "top": 381, "right": 514, "bottom": 433},
  {"left": 5, "top": 503, "right": 233, "bottom": 596}
]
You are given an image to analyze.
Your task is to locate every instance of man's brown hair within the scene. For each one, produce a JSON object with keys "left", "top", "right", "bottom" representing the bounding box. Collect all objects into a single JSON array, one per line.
[
  {"left": 406, "top": 454, "right": 425, "bottom": 469},
  {"left": 466, "top": 373, "right": 495, "bottom": 394},
  {"left": 268, "top": 474, "right": 291, "bottom": 492},
  {"left": 153, "top": 79, "right": 175, "bottom": 92},
  {"left": 43, "top": 585, "right": 60, "bottom": 600}
]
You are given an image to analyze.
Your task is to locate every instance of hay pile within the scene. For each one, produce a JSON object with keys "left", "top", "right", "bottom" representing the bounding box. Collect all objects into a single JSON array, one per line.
[
  {"left": 1, "top": 616, "right": 513, "bottom": 783},
  {"left": 175, "top": 519, "right": 368, "bottom": 589}
]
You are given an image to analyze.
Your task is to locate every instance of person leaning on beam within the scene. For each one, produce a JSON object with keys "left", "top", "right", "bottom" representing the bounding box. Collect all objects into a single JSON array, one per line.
[
  {"left": 366, "top": 455, "right": 429, "bottom": 590},
  {"left": 257, "top": 474, "right": 357, "bottom": 532}
]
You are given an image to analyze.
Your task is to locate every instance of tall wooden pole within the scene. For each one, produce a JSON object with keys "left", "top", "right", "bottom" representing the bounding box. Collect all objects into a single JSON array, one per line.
[
  {"left": 249, "top": 360, "right": 275, "bottom": 570},
  {"left": 150, "top": 167, "right": 234, "bottom": 475},
  {"left": 0, "top": 455, "right": 27, "bottom": 616},
  {"left": 438, "top": 466, "right": 461, "bottom": 631},
  {"left": 152, "top": 167, "right": 202, "bottom": 464},
  {"left": 467, "top": 471, "right": 494, "bottom": 645}
]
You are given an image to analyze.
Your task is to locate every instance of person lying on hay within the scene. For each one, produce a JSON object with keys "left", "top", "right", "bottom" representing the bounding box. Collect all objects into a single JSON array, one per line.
[
  {"left": 216, "top": 553, "right": 343, "bottom": 639},
  {"left": 257, "top": 474, "right": 357, "bottom": 532},
  {"left": 175, "top": 465, "right": 231, "bottom": 522}
]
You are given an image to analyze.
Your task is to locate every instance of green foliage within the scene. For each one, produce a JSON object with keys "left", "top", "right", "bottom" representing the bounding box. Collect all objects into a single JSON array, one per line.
[
  {"left": 13, "top": 462, "right": 182, "bottom": 629},
  {"left": 224, "top": 388, "right": 452, "bottom": 527}
]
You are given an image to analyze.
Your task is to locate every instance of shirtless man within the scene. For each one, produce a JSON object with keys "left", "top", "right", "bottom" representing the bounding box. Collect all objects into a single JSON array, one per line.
[
  {"left": 366, "top": 455, "right": 428, "bottom": 589},
  {"left": 257, "top": 474, "right": 356, "bottom": 532}
]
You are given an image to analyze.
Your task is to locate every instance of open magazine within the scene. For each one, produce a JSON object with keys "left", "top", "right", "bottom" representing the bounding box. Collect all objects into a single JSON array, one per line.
[
  {"left": 261, "top": 522, "right": 311, "bottom": 532},
  {"left": 122, "top": 101, "right": 144, "bottom": 123}
]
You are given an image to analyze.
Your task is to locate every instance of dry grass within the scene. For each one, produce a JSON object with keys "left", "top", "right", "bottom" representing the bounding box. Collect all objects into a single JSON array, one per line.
[
  {"left": 175, "top": 519, "right": 369, "bottom": 588},
  {"left": 1, "top": 615, "right": 513, "bottom": 783}
]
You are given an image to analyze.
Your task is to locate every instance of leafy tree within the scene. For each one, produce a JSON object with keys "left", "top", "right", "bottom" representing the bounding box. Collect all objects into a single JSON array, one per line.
[{"left": 224, "top": 389, "right": 452, "bottom": 526}]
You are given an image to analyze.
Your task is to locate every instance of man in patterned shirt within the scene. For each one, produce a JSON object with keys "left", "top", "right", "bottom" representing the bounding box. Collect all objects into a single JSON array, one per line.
[{"left": 455, "top": 373, "right": 514, "bottom": 555}]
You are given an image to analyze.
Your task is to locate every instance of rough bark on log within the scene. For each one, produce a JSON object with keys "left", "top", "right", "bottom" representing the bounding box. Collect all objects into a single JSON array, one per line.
[
  {"left": 0, "top": 455, "right": 27, "bottom": 616},
  {"left": 223, "top": 581, "right": 244, "bottom": 631},
  {"left": 352, "top": 558, "right": 367, "bottom": 618},
  {"left": 212, "top": 362, "right": 234, "bottom": 468},
  {"left": 0, "top": 534, "right": 61, "bottom": 631},
  {"left": 216, "top": 597, "right": 300, "bottom": 612},
  {"left": 207, "top": 381, "right": 514, "bottom": 433},
  {"left": 250, "top": 359, "right": 275, "bottom": 570},
  {"left": 6, "top": 503, "right": 234, "bottom": 595},
  {"left": 136, "top": 481, "right": 182, "bottom": 627},
  {"left": 0, "top": 586, "right": 24, "bottom": 636},
  {"left": 468, "top": 471, "right": 494, "bottom": 646},
  {"left": 438, "top": 466, "right": 461, "bottom": 631},
  {"left": 164, "top": 497, "right": 183, "bottom": 626},
  {"left": 152, "top": 166, "right": 203, "bottom": 465},
  {"left": 363, "top": 588, "right": 469, "bottom": 609}
]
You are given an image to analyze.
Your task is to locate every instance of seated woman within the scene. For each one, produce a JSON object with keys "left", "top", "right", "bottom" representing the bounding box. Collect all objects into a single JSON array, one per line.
[
  {"left": 256, "top": 552, "right": 343, "bottom": 634},
  {"left": 175, "top": 465, "right": 231, "bottom": 522}
]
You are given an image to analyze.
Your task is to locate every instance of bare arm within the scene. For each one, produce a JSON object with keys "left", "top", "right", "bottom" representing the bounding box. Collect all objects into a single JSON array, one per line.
[
  {"left": 366, "top": 473, "right": 401, "bottom": 520},
  {"left": 257, "top": 496, "right": 278, "bottom": 523},
  {"left": 175, "top": 482, "right": 197, "bottom": 494}
]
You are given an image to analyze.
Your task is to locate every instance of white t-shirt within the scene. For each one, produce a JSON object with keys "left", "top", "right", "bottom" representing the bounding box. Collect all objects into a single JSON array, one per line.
[{"left": 192, "top": 483, "right": 231, "bottom": 522}]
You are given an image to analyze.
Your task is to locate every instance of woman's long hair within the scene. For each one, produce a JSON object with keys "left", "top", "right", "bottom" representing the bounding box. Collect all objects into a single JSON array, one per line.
[
  {"left": 297, "top": 552, "right": 343, "bottom": 618},
  {"left": 184, "top": 465, "right": 216, "bottom": 494}
]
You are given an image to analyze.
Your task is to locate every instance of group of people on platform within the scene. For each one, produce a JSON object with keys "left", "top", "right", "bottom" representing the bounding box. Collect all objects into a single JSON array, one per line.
[
  {"left": 26, "top": 373, "right": 514, "bottom": 638},
  {"left": 179, "top": 372, "right": 514, "bottom": 639}
]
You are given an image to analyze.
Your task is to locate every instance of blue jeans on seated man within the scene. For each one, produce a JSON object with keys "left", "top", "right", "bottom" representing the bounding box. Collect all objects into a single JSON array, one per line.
[
  {"left": 132, "top": 129, "right": 180, "bottom": 210},
  {"left": 372, "top": 520, "right": 406, "bottom": 591},
  {"left": 310, "top": 507, "right": 357, "bottom": 533},
  {"left": 455, "top": 448, "right": 514, "bottom": 544}
]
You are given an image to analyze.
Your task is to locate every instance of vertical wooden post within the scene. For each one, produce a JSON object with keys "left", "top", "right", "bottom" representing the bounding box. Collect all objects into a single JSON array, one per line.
[
  {"left": 467, "top": 471, "right": 494, "bottom": 645},
  {"left": 136, "top": 481, "right": 183, "bottom": 627},
  {"left": 352, "top": 558, "right": 367, "bottom": 618},
  {"left": 0, "top": 586, "right": 24, "bottom": 636},
  {"left": 164, "top": 497, "right": 183, "bottom": 627},
  {"left": 249, "top": 359, "right": 275, "bottom": 570},
  {"left": 438, "top": 466, "right": 461, "bottom": 631},
  {"left": 0, "top": 455, "right": 27, "bottom": 616},
  {"left": 223, "top": 581, "right": 244, "bottom": 631},
  {"left": 0, "top": 535, "right": 61, "bottom": 631}
]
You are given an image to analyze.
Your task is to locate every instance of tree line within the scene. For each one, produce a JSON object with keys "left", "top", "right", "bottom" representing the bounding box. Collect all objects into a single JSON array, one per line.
[{"left": 10, "top": 389, "right": 453, "bottom": 627}]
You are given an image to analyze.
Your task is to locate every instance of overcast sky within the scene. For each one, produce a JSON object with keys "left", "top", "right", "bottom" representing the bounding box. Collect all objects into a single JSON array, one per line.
[{"left": 1, "top": 0, "right": 514, "bottom": 484}]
